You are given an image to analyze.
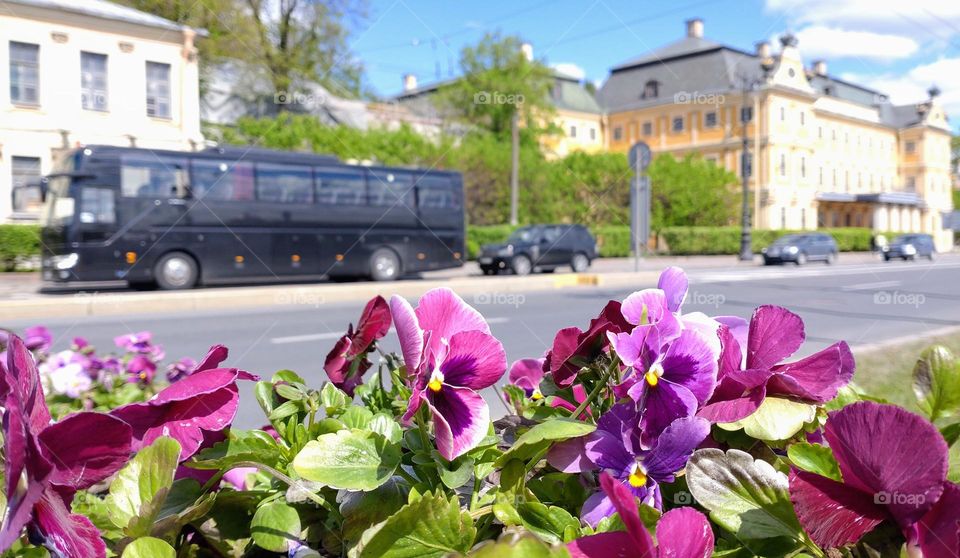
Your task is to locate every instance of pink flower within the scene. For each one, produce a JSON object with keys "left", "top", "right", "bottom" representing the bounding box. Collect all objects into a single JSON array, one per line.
[{"left": 324, "top": 296, "right": 392, "bottom": 396}]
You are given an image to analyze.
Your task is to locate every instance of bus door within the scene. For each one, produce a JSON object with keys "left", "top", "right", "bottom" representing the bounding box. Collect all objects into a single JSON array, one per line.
[
  {"left": 415, "top": 173, "right": 464, "bottom": 268},
  {"left": 254, "top": 162, "right": 321, "bottom": 276},
  {"left": 75, "top": 183, "right": 123, "bottom": 279}
]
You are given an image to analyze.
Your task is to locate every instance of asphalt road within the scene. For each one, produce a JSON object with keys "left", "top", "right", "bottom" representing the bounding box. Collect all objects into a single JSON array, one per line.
[{"left": 8, "top": 257, "right": 960, "bottom": 429}]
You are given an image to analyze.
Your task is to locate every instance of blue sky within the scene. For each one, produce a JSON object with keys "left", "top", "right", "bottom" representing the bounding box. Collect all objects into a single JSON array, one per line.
[{"left": 349, "top": 0, "right": 960, "bottom": 127}]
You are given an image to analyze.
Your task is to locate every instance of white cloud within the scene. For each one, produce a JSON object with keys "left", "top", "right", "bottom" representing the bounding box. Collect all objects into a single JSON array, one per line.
[
  {"left": 844, "top": 56, "right": 960, "bottom": 123},
  {"left": 551, "top": 62, "right": 586, "bottom": 80},
  {"left": 792, "top": 26, "right": 918, "bottom": 60},
  {"left": 765, "top": 0, "right": 960, "bottom": 37}
]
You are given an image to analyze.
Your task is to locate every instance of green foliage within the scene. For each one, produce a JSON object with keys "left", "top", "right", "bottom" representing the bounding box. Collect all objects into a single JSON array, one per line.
[
  {"left": 293, "top": 429, "right": 401, "bottom": 491},
  {"left": 787, "top": 443, "right": 842, "bottom": 482},
  {"left": 0, "top": 224, "right": 40, "bottom": 271},
  {"left": 912, "top": 345, "right": 960, "bottom": 422},
  {"left": 717, "top": 397, "right": 817, "bottom": 441},
  {"left": 495, "top": 418, "right": 595, "bottom": 467},
  {"left": 648, "top": 153, "right": 740, "bottom": 231},
  {"left": 251, "top": 501, "right": 301, "bottom": 552},
  {"left": 660, "top": 227, "right": 882, "bottom": 255},
  {"left": 121, "top": 537, "right": 176, "bottom": 558},
  {"left": 106, "top": 437, "right": 182, "bottom": 538}
]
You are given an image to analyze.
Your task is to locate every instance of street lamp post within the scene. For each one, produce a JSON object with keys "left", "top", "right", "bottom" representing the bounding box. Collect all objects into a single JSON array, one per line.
[{"left": 737, "top": 59, "right": 775, "bottom": 262}]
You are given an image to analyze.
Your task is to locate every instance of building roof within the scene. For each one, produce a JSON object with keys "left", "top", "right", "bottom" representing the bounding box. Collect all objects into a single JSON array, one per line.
[
  {"left": 4, "top": 0, "right": 196, "bottom": 33},
  {"left": 610, "top": 36, "right": 725, "bottom": 72},
  {"left": 551, "top": 74, "right": 602, "bottom": 114}
]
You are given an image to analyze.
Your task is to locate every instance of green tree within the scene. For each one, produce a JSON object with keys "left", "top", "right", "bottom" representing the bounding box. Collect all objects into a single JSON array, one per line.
[
  {"left": 647, "top": 154, "right": 740, "bottom": 231},
  {"left": 437, "top": 32, "right": 555, "bottom": 138}
]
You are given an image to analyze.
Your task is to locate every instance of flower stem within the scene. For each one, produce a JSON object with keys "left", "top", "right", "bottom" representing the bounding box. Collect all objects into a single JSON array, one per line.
[
  {"left": 230, "top": 460, "right": 338, "bottom": 517},
  {"left": 469, "top": 505, "right": 493, "bottom": 520},
  {"left": 569, "top": 362, "right": 615, "bottom": 420}
]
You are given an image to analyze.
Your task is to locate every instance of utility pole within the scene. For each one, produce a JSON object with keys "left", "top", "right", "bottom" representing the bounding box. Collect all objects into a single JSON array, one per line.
[{"left": 509, "top": 110, "right": 519, "bottom": 226}]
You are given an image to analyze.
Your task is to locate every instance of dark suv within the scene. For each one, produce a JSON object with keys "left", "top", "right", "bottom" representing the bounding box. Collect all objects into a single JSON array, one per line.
[
  {"left": 883, "top": 233, "right": 935, "bottom": 261},
  {"left": 762, "top": 233, "right": 839, "bottom": 265},
  {"left": 478, "top": 224, "right": 597, "bottom": 276}
]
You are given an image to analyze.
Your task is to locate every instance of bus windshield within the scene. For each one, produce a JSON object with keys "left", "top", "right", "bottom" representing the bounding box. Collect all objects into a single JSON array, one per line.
[{"left": 40, "top": 159, "right": 76, "bottom": 227}]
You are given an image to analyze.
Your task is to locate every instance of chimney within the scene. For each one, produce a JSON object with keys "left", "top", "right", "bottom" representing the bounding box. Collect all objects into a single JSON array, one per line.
[
  {"left": 402, "top": 73, "right": 417, "bottom": 92},
  {"left": 755, "top": 41, "right": 771, "bottom": 59},
  {"left": 521, "top": 42, "right": 534, "bottom": 62},
  {"left": 813, "top": 60, "right": 827, "bottom": 76},
  {"left": 686, "top": 18, "right": 704, "bottom": 38}
]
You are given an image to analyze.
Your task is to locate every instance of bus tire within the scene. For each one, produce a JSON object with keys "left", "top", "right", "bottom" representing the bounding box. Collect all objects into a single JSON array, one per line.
[
  {"left": 155, "top": 251, "right": 199, "bottom": 290},
  {"left": 369, "top": 248, "right": 401, "bottom": 281}
]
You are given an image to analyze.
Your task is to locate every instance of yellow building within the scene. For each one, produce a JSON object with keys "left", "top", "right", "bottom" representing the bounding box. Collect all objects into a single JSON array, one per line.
[{"left": 599, "top": 18, "right": 954, "bottom": 250}]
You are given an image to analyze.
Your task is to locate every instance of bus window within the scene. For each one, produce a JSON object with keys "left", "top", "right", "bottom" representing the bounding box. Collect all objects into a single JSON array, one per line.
[
  {"left": 121, "top": 155, "right": 188, "bottom": 198},
  {"left": 367, "top": 170, "right": 414, "bottom": 209},
  {"left": 256, "top": 163, "right": 313, "bottom": 203},
  {"left": 416, "top": 175, "right": 460, "bottom": 210},
  {"left": 316, "top": 167, "right": 365, "bottom": 205},
  {"left": 191, "top": 160, "right": 255, "bottom": 201},
  {"left": 79, "top": 187, "right": 115, "bottom": 224}
]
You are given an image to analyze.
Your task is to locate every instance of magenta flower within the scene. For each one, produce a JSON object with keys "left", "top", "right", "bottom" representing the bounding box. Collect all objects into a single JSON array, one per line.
[
  {"left": 698, "top": 305, "right": 855, "bottom": 423},
  {"left": 325, "top": 295, "right": 392, "bottom": 396},
  {"left": 0, "top": 335, "right": 132, "bottom": 558},
  {"left": 114, "top": 331, "right": 153, "bottom": 353},
  {"left": 508, "top": 358, "right": 546, "bottom": 399},
  {"left": 166, "top": 356, "right": 197, "bottom": 382},
  {"left": 545, "top": 301, "right": 632, "bottom": 387},
  {"left": 110, "top": 345, "right": 257, "bottom": 459},
  {"left": 125, "top": 354, "right": 157, "bottom": 384},
  {"left": 790, "top": 401, "right": 960, "bottom": 554},
  {"left": 23, "top": 326, "right": 52, "bottom": 353},
  {"left": 656, "top": 266, "right": 748, "bottom": 354},
  {"left": 390, "top": 288, "right": 507, "bottom": 460},
  {"left": 567, "top": 472, "right": 714, "bottom": 558}
]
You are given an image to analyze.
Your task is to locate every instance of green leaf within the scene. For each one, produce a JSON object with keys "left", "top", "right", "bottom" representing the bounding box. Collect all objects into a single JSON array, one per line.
[
  {"left": 469, "top": 530, "right": 571, "bottom": 557},
  {"left": 349, "top": 491, "right": 475, "bottom": 558},
  {"left": 495, "top": 419, "right": 596, "bottom": 467},
  {"left": 436, "top": 454, "right": 475, "bottom": 489},
  {"left": 913, "top": 345, "right": 960, "bottom": 422},
  {"left": 369, "top": 413, "right": 403, "bottom": 443},
  {"left": 340, "top": 477, "right": 409, "bottom": 545},
  {"left": 189, "top": 429, "right": 280, "bottom": 470},
  {"left": 787, "top": 443, "right": 841, "bottom": 482},
  {"left": 717, "top": 397, "right": 816, "bottom": 441},
  {"left": 941, "top": 422, "right": 960, "bottom": 447},
  {"left": 293, "top": 429, "right": 400, "bottom": 491},
  {"left": 251, "top": 501, "right": 301, "bottom": 552},
  {"left": 106, "top": 437, "right": 181, "bottom": 538},
  {"left": 516, "top": 502, "right": 580, "bottom": 544},
  {"left": 273, "top": 369, "right": 306, "bottom": 384},
  {"left": 340, "top": 406, "right": 374, "bottom": 429},
  {"left": 275, "top": 383, "right": 305, "bottom": 401},
  {"left": 686, "top": 448, "right": 804, "bottom": 543},
  {"left": 824, "top": 384, "right": 861, "bottom": 411},
  {"left": 121, "top": 537, "right": 176, "bottom": 558},
  {"left": 321, "top": 382, "right": 350, "bottom": 415},
  {"left": 269, "top": 400, "right": 302, "bottom": 421}
]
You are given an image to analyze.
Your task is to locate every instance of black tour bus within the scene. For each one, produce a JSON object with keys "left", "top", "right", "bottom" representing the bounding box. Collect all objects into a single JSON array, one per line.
[{"left": 40, "top": 145, "right": 465, "bottom": 289}]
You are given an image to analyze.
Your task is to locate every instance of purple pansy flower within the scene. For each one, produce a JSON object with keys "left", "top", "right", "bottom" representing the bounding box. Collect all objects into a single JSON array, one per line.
[
  {"left": 790, "top": 401, "right": 960, "bottom": 555},
  {"left": 698, "top": 305, "right": 854, "bottom": 423},
  {"left": 23, "top": 326, "right": 52, "bottom": 353},
  {"left": 390, "top": 288, "right": 507, "bottom": 461},
  {"left": 324, "top": 295, "right": 392, "bottom": 396},
  {"left": 0, "top": 335, "right": 132, "bottom": 558},
  {"left": 656, "top": 266, "right": 749, "bottom": 353},
  {"left": 508, "top": 358, "right": 546, "bottom": 399},
  {"left": 567, "top": 472, "right": 714, "bottom": 558},
  {"left": 114, "top": 331, "right": 153, "bottom": 353},
  {"left": 125, "top": 354, "right": 157, "bottom": 384},
  {"left": 166, "top": 356, "right": 197, "bottom": 382},
  {"left": 606, "top": 289, "right": 682, "bottom": 368},
  {"left": 110, "top": 345, "right": 257, "bottom": 459}
]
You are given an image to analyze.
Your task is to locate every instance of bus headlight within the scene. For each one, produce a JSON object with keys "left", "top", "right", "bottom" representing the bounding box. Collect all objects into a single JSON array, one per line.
[{"left": 52, "top": 253, "right": 79, "bottom": 270}]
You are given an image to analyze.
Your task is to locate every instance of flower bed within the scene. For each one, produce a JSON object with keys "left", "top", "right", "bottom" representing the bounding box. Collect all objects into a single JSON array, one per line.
[{"left": 1, "top": 266, "right": 958, "bottom": 557}]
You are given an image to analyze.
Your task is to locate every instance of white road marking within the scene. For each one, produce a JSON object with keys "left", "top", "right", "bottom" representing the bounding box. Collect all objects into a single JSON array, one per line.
[{"left": 841, "top": 280, "right": 902, "bottom": 291}]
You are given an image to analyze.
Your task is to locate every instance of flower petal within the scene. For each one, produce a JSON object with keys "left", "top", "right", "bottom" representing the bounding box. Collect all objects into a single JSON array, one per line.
[
  {"left": 621, "top": 289, "right": 669, "bottom": 326},
  {"left": 441, "top": 330, "right": 507, "bottom": 391},
  {"left": 600, "top": 472, "right": 656, "bottom": 554},
  {"left": 639, "top": 382, "right": 698, "bottom": 447},
  {"left": 194, "top": 344, "right": 229, "bottom": 373},
  {"left": 584, "top": 430, "right": 633, "bottom": 473},
  {"left": 415, "top": 288, "right": 489, "bottom": 354},
  {"left": 508, "top": 358, "right": 545, "bottom": 393},
  {"left": 353, "top": 295, "right": 392, "bottom": 352},
  {"left": 4, "top": 335, "right": 52, "bottom": 433},
  {"left": 390, "top": 294, "right": 424, "bottom": 374},
  {"left": 767, "top": 341, "right": 855, "bottom": 403},
  {"left": 31, "top": 489, "right": 107, "bottom": 558},
  {"left": 567, "top": 532, "right": 635, "bottom": 558},
  {"left": 660, "top": 329, "right": 719, "bottom": 404},
  {"left": 789, "top": 468, "right": 887, "bottom": 549},
  {"left": 38, "top": 412, "right": 132, "bottom": 490},
  {"left": 746, "top": 305, "right": 805, "bottom": 370},
  {"left": 643, "top": 416, "right": 710, "bottom": 480},
  {"left": 658, "top": 266, "right": 688, "bottom": 313},
  {"left": 547, "top": 435, "right": 595, "bottom": 473},
  {"left": 917, "top": 482, "right": 960, "bottom": 558},
  {"left": 656, "top": 507, "right": 714, "bottom": 558},
  {"left": 427, "top": 386, "right": 489, "bottom": 460},
  {"left": 825, "top": 401, "right": 947, "bottom": 529},
  {"left": 546, "top": 326, "right": 583, "bottom": 387},
  {"left": 697, "top": 387, "right": 766, "bottom": 423}
]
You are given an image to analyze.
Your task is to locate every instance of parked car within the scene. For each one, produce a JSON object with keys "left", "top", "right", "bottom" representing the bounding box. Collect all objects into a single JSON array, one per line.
[
  {"left": 883, "top": 233, "right": 935, "bottom": 261},
  {"left": 762, "top": 233, "right": 838, "bottom": 265},
  {"left": 478, "top": 224, "right": 597, "bottom": 276}
]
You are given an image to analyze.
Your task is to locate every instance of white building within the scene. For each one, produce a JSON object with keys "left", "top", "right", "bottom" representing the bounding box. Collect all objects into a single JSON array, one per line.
[{"left": 0, "top": 0, "right": 204, "bottom": 222}]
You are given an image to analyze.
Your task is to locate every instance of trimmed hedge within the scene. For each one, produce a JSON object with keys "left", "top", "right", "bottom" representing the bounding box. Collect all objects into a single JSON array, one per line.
[{"left": 0, "top": 224, "right": 41, "bottom": 271}]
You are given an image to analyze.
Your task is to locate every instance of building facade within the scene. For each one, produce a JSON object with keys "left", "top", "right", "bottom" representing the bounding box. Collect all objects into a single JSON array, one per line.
[
  {"left": 599, "top": 18, "right": 954, "bottom": 250},
  {"left": 1, "top": 0, "right": 204, "bottom": 222}
]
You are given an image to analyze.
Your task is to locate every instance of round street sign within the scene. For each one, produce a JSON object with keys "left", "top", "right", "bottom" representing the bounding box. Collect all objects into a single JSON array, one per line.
[{"left": 628, "top": 141, "right": 652, "bottom": 170}]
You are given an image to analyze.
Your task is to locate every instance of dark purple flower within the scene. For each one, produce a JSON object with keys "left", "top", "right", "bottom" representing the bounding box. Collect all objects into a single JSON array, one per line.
[
  {"left": 790, "top": 401, "right": 959, "bottom": 554},
  {"left": 391, "top": 288, "right": 507, "bottom": 460},
  {"left": 166, "top": 356, "right": 197, "bottom": 382},
  {"left": 699, "top": 305, "right": 854, "bottom": 423},
  {"left": 114, "top": 331, "right": 153, "bottom": 353},
  {"left": 125, "top": 354, "right": 157, "bottom": 384},
  {"left": 0, "top": 335, "right": 132, "bottom": 558},
  {"left": 567, "top": 472, "right": 714, "bottom": 558},
  {"left": 324, "top": 295, "right": 392, "bottom": 396},
  {"left": 545, "top": 301, "right": 632, "bottom": 388}
]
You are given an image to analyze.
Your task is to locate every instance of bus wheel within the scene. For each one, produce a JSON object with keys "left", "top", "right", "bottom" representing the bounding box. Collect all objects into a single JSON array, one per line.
[
  {"left": 369, "top": 248, "right": 400, "bottom": 281},
  {"left": 155, "top": 251, "right": 199, "bottom": 290}
]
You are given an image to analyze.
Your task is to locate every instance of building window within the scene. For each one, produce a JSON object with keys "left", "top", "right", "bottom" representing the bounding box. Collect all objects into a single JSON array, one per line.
[
  {"left": 145, "top": 61, "right": 171, "bottom": 118},
  {"left": 779, "top": 154, "right": 786, "bottom": 176},
  {"left": 740, "top": 106, "right": 753, "bottom": 123},
  {"left": 642, "top": 80, "right": 659, "bottom": 99},
  {"left": 704, "top": 111, "right": 717, "bottom": 128},
  {"left": 569, "top": 125, "right": 577, "bottom": 138},
  {"left": 589, "top": 128, "right": 596, "bottom": 140},
  {"left": 11, "top": 156, "right": 42, "bottom": 214},
  {"left": 81, "top": 51, "right": 108, "bottom": 111},
  {"left": 671, "top": 116, "right": 684, "bottom": 132},
  {"left": 9, "top": 41, "right": 40, "bottom": 105},
  {"left": 906, "top": 176, "right": 916, "bottom": 191},
  {"left": 613, "top": 126, "right": 623, "bottom": 141},
  {"left": 642, "top": 121, "right": 652, "bottom": 136},
  {"left": 905, "top": 141, "right": 916, "bottom": 154}
]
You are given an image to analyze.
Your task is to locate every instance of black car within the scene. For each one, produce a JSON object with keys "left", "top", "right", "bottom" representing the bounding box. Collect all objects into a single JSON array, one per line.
[
  {"left": 478, "top": 224, "right": 597, "bottom": 276},
  {"left": 762, "top": 233, "right": 838, "bottom": 265},
  {"left": 883, "top": 233, "right": 935, "bottom": 261}
]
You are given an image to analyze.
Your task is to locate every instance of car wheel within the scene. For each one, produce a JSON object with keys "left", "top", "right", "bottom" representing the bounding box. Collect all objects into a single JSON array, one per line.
[
  {"left": 826, "top": 252, "right": 838, "bottom": 265},
  {"left": 570, "top": 252, "right": 590, "bottom": 273},
  {"left": 511, "top": 254, "right": 532, "bottom": 276},
  {"left": 369, "top": 248, "right": 400, "bottom": 281},
  {"left": 155, "top": 251, "right": 199, "bottom": 290},
  {"left": 795, "top": 252, "right": 807, "bottom": 266}
]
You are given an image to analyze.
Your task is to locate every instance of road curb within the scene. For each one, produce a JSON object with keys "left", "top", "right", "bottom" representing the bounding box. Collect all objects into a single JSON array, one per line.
[{"left": 2, "top": 271, "right": 659, "bottom": 322}]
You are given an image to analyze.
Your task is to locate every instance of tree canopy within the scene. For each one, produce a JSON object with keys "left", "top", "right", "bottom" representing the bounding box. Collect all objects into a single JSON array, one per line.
[{"left": 648, "top": 154, "right": 740, "bottom": 231}]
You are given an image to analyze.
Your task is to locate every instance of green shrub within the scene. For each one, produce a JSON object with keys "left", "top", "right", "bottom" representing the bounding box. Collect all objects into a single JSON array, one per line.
[
  {"left": 593, "top": 225, "right": 631, "bottom": 258},
  {"left": 466, "top": 225, "right": 516, "bottom": 259},
  {"left": 660, "top": 226, "right": 883, "bottom": 255},
  {"left": 0, "top": 224, "right": 41, "bottom": 271}
]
